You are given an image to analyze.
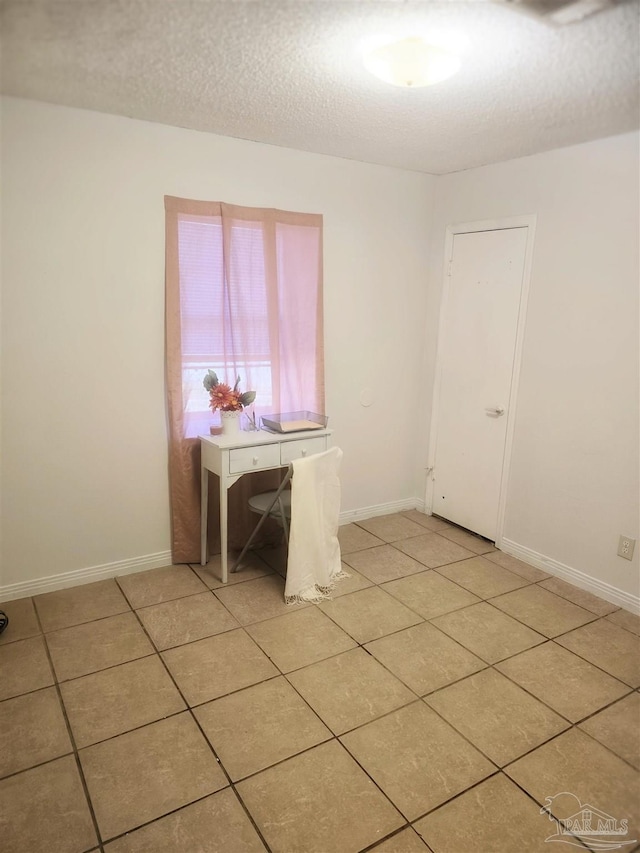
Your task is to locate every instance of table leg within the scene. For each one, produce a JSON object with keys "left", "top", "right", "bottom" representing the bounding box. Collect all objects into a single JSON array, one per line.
[
  {"left": 220, "top": 478, "right": 228, "bottom": 584},
  {"left": 200, "top": 464, "right": 208, "bottom": 566}
]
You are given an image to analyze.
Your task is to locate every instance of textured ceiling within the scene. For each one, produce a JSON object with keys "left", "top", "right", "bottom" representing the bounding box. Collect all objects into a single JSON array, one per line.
[{"left": 1, "top": 0, "right": 638, "bottom": 174}]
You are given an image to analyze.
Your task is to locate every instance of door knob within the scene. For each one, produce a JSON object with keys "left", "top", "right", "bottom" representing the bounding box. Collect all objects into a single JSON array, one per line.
[{"left": 485, "top": 406, "right": 505, "bottom": 416}]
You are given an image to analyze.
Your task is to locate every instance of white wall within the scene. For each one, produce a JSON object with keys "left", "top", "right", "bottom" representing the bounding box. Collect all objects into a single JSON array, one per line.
[
  {"left": 1, "top": 97, "right": 434, "bottom": 593},
  {"left": 3, "top": 98, "right": 637, "bottom": 607},
  {"left": 424, "top": 132, "right": 639, "bottom": 601}
]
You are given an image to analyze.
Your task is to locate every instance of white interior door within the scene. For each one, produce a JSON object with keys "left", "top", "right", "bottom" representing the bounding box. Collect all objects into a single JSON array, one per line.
[{"left": 431, "top": 226, "right": 529, "bottom": 540}]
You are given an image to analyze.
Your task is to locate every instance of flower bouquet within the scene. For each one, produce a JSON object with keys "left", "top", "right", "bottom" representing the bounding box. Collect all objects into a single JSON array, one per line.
[{"left": 203, "top": 370, "right": 256, "bottom": 435}]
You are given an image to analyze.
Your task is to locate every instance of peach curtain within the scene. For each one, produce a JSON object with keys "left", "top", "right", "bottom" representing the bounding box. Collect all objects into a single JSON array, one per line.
[{"left": 165, "top": 196, "right": 324, "bottom": 563}]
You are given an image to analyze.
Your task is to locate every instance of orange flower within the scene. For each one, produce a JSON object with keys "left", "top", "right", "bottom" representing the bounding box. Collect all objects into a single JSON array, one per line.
[
  {"left": 225, "top": 391, "right": 243, "bottom": 411},
  {"left": 208, "top": 383, "right": 238, "bottom": 411}
]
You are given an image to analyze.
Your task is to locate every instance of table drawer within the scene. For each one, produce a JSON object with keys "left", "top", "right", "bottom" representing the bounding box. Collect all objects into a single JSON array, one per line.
[
  {"left": 280, "top": 436, "right": 327, "bottom": 465},
  {"left": 229, "top": 444, "right": 281, "bottom": 474}
]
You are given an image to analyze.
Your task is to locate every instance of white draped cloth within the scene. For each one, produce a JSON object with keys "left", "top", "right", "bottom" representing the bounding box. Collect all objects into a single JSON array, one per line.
[{"left": 284, "top": 446, "right": 347, "bottom": 604}]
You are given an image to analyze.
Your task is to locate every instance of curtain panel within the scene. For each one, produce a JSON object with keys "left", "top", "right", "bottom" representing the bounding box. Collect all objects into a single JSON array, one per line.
[{"left": 165, "top": 196, "right": 325, "bottom": 563}]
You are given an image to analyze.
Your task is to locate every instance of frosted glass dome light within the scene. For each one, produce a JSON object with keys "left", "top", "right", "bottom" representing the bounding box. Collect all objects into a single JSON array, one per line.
[{"left": 362, "top": 35, "right": 462, "bottom": 88}]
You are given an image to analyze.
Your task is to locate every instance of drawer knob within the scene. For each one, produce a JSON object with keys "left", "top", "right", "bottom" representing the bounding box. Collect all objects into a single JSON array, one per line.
[
  {"left": 252, "top": 456, "right": 259, "bottom": 465},
  {"left": 301, "top": 449, "right": 307, "bottom": 457}
]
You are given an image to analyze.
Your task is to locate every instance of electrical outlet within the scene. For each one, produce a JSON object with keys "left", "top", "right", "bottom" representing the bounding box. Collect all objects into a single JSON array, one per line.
[{"left": 617, "top": 535, "right": 636, "bottom": 561}]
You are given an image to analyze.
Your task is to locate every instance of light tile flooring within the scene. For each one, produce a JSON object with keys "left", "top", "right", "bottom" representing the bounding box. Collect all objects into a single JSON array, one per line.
[{"left": 1, "top": 511, "right": 639, "bottom": 853}]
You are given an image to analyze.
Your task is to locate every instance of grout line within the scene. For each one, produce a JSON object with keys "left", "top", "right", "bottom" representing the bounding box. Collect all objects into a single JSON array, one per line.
[
  {"left": 35, "top": 606, "right": 106, "bottom": 853},
  {"left": 504, "top": 774, "right": 595, "bottom": 852},
  {"left": 51, "top": 651, "right": 158, "bottom": 686},
  {"left": 0, "top": 747, "right": 77, "bottom": 783},
  {"left": 117, "top": 586, "right": 275, "bottom": 853},
  {"left": 424, "top": 690, "right": 568, "bottom": 770},
  {"left": 357, "top": 826, "right": 415, "bottom": 853},
  {"left": 34, "top": 610, "right": 134, "bottom": 637},
  {"left": 398, "top": 768, "right": 504, "bottom": 828},
  {"left": 133, "top": 586, "right": 229, "bottom": 614},
  {"left": 531, "top": 578, "right": 622, "bottom": 618},
  {"left": 99, "top": 789, "right": 253, "bottom": 849},
  {"left": 600, "top": 614, "right": 640, "bottom": 637},
  {"left": 492, "top": 646, "right": 636, "bottom": 725},
  {"left": 573, "top": 718, "right": 640, "bottom": 773}
]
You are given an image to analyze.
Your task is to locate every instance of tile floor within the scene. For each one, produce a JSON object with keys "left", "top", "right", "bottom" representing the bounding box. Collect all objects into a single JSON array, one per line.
[{"left": 1, "top": 510, "right": 639, "bottom": 853}]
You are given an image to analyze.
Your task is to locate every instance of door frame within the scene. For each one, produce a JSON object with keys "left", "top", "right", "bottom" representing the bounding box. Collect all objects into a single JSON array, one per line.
[{"left": 425, "top": 214, "right": 537, "bottom": 548}]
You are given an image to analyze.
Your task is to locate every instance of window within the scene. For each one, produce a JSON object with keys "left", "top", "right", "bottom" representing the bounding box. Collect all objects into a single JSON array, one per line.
[
  {"left": 164, "top": 197, "right": 324, "bottom": 559},
  {"left": 178, "top": 216, "right": 274, "bottom": 434}
]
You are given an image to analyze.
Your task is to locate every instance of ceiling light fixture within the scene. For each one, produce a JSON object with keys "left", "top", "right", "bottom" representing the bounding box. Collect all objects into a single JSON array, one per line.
[{"left": 361, "top": 34, "right": 463, "bottom": 88}]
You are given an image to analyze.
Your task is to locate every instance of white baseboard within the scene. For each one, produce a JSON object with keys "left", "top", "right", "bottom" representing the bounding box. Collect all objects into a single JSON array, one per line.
[
  {"left": 500, "top": 537, "right": 640, "bottom": 615},
  {"left": 2, "top": 508, "right": 636, "bottom": 617},
  {"left": 0, "top": 498, "right": 420, "bottom": 602},
  {"left": 339, "top": 497, "right": 425, "bottom": 526},
  {"left": 0, "top": 550, "right": 173, "bottom": 602}
]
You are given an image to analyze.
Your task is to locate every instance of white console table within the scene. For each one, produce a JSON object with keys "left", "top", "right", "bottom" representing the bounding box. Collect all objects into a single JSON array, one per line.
[{"left": 200, "top": 428, "right": 332, "bottom": 583}]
